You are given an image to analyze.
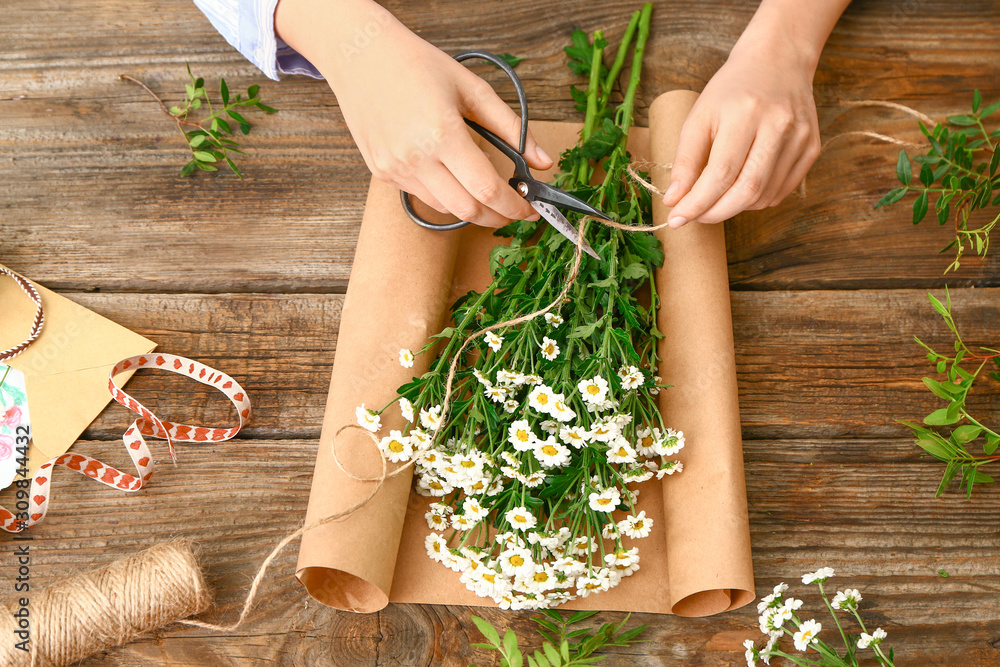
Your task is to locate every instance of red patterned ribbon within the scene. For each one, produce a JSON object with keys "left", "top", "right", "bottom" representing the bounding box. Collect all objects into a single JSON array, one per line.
[
  {"left": 0, "top": 267, "right": 44, "bottom": 362},
  {"left": 0, "top": 353, "right": 251, "bottom": 532}
]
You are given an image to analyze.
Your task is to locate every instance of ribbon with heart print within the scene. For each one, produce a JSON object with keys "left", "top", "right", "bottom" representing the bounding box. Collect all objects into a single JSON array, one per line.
[{"left": 0, "top": 353, "right": 251, "bottom": 532}]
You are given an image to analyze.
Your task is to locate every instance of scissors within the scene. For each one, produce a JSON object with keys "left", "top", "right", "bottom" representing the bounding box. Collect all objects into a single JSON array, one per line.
[{"left": 399, "top": 50, "right": 607, "bottom": 260}]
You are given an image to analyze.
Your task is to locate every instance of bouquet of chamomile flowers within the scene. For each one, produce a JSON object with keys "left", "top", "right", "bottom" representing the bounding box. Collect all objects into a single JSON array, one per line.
[{"left": 355, "top": 4, "right": 681, "bottom": 611}]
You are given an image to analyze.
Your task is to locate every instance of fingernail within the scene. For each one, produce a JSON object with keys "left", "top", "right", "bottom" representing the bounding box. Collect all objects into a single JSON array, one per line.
[
  {"left": 668, "top": 216, "right": 687, "bottom": 228},
  {"left": 536, "top": 146, "right": 552, "bottom": 164},
  {"left": 663, "top": 182, "right": 679, "bottom": 201}
]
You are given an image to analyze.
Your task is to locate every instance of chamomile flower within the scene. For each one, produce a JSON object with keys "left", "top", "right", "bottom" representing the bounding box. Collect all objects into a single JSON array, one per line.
[
  {"left": 484, "top": 385, "right": 508, "bottom": 403},
  {"left": 451, "top": 513, "right": 477, "bottom": 531},
  {"left": 655, "top": 428, "right": 685, "bottom": 456},
  {"left": 635, "top": 426, "right": 658, "bottom": 456},
  {"left": 588, "top": 418, "right": 618, "bottom": 443},
  {"left": 559, "top": 425, "right": 588, "bottom": 448},
  {"left": 522, "top": 470, "right": 547, "bottom": 487},
  {"left": 523, "top": 374, "right": 543, "bottom": 386},
  {"left": 473, "top": 368, "right": 491, "bottom": 386},
  {"left": 425, "top": 503, "right": 452, "bottom": 530},
  {"left": 398, "top": 348, "right": 415, "bottom": 368},
  {"left": 618, "top": 365, "right": 644, "bottom": 390},
  {"left": 425, "top": 533, "right": 447, "bottom": 562},
  {"left": 831, "top": 588, "right": 862, "bottom": 611},
  {"left": 409, "top": 428, "right": 431, "bottom": 450},
  {"left": 744, "top": 639, "right": 760, "bottom": 667},
  {"left": 606, "top": 437, "right": 638, "bottom": 464},
  {"left": 398, "top": 397, "right": 414, "bottom": 422},
  {"left": 508, "top": 420, "right": 537, "bottom": 452},
  {"left": 378, "top": 430, "right": 413, "bottom": 463},
  {"left": 484, "top": 331, "right": 503, "bottom": 352},
  {"left": 576, "top": 569, "right": 612, "bottom": 597},
  {"left": 497, "top": 369, "right": 524, "bottom": 386},
  {"left": 656, "top": 461, "right": 683, "bottom": 477},
  {"left": 650, "top": 375, "right": 663, "bottom": 396},
  {"left": 355, "top": 404, "right": 381, "bottom": 432},
  {"left": 577, "top": 376, "right": 609, "bottom": 404},
  {"left": 588, "top": 487, "right": 621, "bottom": 512},
  {"left": 544, "top": 312, "right": 563, "bottom": 327},
  {"left": 550, "top": 397, "right": 576, "bottom": 422},
  {"left": 539, "top": 336, "right": 560, "bottom": 360},
  {"left": 605, "top": 547, "right": 640, "bottom": 577},
  {"left": 802, "top": 567, "right": 835, "bottom": 585},
  {"left": 503, "top": 399, "right": 519, "bottom": 413},
  {"left": 504, "top": 506, "right": 537, "bottom": 531},
  {"left": 857, "top": 627, "right": 886, "bottom": 649},
  {"left": 527, "top": 385, "right": 556, "bottom": 414},
  {"left": 498, "top": 546, "right": 534, "bottom": 577},
  {"left": 419, "top": 404, "right": 443, "bottom": 430},
  {"left": 792, "top": 619, "right": 822, "bottom": 652},
  {"left": 618, "top": 510, "right": 653, "bottom": 539},
  {"left": 540, "top": 419, "right": 559, "bottom": 434},
  {"left": 533, "top": 436, "right": 571, "bottom": 468}
]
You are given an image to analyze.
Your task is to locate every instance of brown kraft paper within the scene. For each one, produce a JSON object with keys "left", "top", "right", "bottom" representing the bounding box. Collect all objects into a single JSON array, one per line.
[{"left": 296, "top": 90, "right": 755, "bottom": 615}]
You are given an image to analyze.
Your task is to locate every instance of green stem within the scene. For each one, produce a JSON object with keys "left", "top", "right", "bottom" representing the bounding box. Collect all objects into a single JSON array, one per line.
[
  {"left": 615, "top": 3, "right": 653, "bottom": 146},
  {"left": 577, "top": 31, "right": 606, "bottom": 185},
  {"left": 599, "top": 11, "right": 641, "bottom": 109}
]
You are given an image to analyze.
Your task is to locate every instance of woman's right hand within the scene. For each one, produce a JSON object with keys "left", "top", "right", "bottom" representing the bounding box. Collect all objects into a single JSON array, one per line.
[{"left": 276, "top": 0, "right": 553, "bottom": 227}]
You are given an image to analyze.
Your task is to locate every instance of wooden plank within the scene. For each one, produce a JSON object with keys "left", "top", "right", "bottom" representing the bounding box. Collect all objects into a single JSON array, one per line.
[
  {"left": 1, "top": 1, "right": 998, "bottom": 291},
  {"left": 52, "top": 288, "right": 999, "bottom": 441},
  {"left": 0, "top": 438, "right": 996, "bottom": 666}
]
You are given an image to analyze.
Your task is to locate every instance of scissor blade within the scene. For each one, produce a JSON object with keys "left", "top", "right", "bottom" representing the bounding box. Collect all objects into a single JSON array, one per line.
[
  {"left": 531, "top": 201, "right": 600, "bottom": 260},
  {"left": 529, "top": 182, "right": 614, "bottom": 221}
]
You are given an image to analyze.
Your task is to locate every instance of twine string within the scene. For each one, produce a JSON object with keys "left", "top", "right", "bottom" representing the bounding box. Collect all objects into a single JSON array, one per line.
[{"left": 0, "top": 267, "right": 45, "bottom": 362}]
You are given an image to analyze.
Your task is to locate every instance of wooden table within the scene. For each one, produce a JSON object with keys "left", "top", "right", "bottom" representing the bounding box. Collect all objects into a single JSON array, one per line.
[{"left": 2, "top": 1, "right": 999, "bottom": 664}]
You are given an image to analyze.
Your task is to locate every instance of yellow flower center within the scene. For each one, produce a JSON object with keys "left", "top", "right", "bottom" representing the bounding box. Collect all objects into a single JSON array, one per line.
[
  {"left": 516, "top": 429, "right": 530, "bottom": 442},
  {"left": 586, "top": 384, "right": 600, "bottom": 395},
  {"left": 483, "top": 572, "right": 495, "bottom": 583},
  {"left": 388, "top": 439, "right": 405, "bottom": 453},
  {"left": 585, "top": 581, "right": 601, "bottom": 590},
  {"left": 429, "top": 480, "right": 443, "bottom": 490},
  {"left": 538, "top": 394, "right": 549, "bottom": 405},
  {"left": 541, "top": 445, "right": 558, "bottom": 456},
  {"left": 634, "top": 521, "right": 644, "bottom": 529},
  {"left": 509, "top": 555, "right": 524, "bottom": 567},
  {"left": 533, "top": 572, "right": 549, "bottom": 583},
  {"left": 597, "top": 497, "right": 613, "bottom": 506},
  {"left": 614, "top": 447, "right": 628, "bottom": 457},
  {"left": 641, "top": 436, "right": 653, "bottom": 448},
  {"left": 460, "top": 459, "right": 476, "bottom": 468}
]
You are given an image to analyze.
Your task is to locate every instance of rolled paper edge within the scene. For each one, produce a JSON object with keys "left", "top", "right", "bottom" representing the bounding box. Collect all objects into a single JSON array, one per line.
[
  {"left": 294, "top": 178, "right": 463, "bottom": 613},
  {"left": 649, "top": 90, "right": 756, "bottom": 617}
]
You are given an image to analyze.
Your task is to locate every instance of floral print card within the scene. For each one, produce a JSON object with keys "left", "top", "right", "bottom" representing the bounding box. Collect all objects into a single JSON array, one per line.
[{"left": 0, "top": 363, "right": 30, "bottom": 491}]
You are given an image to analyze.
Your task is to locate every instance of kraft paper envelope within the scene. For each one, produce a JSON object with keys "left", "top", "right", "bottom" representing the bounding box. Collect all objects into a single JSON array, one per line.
[
  {"left": 0, "top": 267, "right": 157, "bottom": 478},
  {"left": 296, "top": 90, "right": 755, "bottom": 616}
]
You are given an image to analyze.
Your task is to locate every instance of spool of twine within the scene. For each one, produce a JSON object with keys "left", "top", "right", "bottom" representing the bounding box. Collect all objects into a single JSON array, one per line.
[{"left": 0, "top": 541, "right": 212, "bottom": 667}]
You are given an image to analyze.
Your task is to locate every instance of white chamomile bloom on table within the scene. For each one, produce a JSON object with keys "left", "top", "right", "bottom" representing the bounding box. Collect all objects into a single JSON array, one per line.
[
  {"left": 831, "top": 588, "right": 862, "bottom": 610},
  {"left": 576, "top": 568, "right": 612, "bottom": 597},
  {"left": 577, "top": 375, "right": 609, "bottom": 404},
  {"left": 527, "top": 385, "right": 556, "bottom": 414},
  {"left": 503, "top": 399, "right": 519, "bottom": 413},
  {"left": 802, "top": 567, "right": 835, "bottom": 585},
  {"left": 484, "top": 331, "right": 503, "bottom": 352},
  {"left": 498, "top": 545, "right": 534, "bottom": 577},
  {"left": 451, "top": 513, "right": 476, "bottom": 531},
  {"left": 484, "top": 385, "right": 508, "bottom": 403},
  {"left": 792, "top": 619, "right": 822, "bottom": 652},
  {"left": 655, "top": 428, "right": 685, "bottom": 456},
  {"left": 618, "top": 510, "right": 653, "bottom": 539},
  {"left": 857, "top": 627, "right": 886, "bottom": 649},
  {"left": 655, "top": 461, "right": 683, "bottom": 478},
  {"left": 424, "top": 503, "right": 451, "bottom": 530},
  {"left": 743, "top": 639, "right": 759, "bottom": 667},
  {"left": 508, "top": 419, "right": 537, "bottom": 452},
  {"left": 398, "top": 348, "right": 415, "bottom": 368},
  {"left": 398, "top": 397, "right": 414, "bottom": 422},
  {"left": 635, "top": 426, "right": 658, "bottom": 456},
  {"left": 378, "top": 430, "right": 413, "bottom": 462},
  {"left": 544, "top": 312, "right": 563, "bottom": 327},
  {"left": 355, "top": 404, "right": 381, "bottom": 433},
  {"left": 533, "top": 436, "right": 571, "bottom": 468},
  {"left": 539, "top": 336, "right": 560, "bottom": 360},
  {"left": 419, "top": 404, "right": 443, "bottom": 430},
  {"left": 588, "top": 486, "right": 621, "bottom": 512}
]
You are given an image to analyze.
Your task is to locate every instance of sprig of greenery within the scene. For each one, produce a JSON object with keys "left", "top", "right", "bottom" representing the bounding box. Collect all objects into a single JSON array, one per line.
[
  {"left": 875, "top": 90, "right": 1000, "bottom": 272},
  {"left": 470, "top": 611, "right": 647, "bottom": 667},
  {"left": 899, "top": 288, "right": 1000, "bottom": 497},
  {"left": 120, "top": 63, "right": 276, "bottom": 178}
]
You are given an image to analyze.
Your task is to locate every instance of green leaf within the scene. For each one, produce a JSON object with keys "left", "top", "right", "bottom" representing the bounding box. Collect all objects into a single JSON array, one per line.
[
  {"left": 247, "top": 84, "right": 260, "bottom": 98},
  {"left": 180, "top": 160, "right": 197, "bottom": 177},
  {"left": 620, "top": 262, "right": 647, "bottom": 280},
  {"left": 542, "top": 643, "right": 561, "bottom": 665},
  {"left": 255, "top": 102, "right": 278, "bottom": 113},
  {"left": 503, "top": 629, "right": 519, "bottom": 656},
  {"left": 220, "top": 78, "right": 230, "bottom": 105},
  {"left": 194, "top": 161, "right": 218, "bottom": 172},
  {"left": 192, "top": 151, "right": 217, "bottom": 162},
  {"left": 497, "top": 53, "right": 524, "bottom": 68},
  {"left": 927, "top": 292, "right": 949, "bottom": 318},
  {"left": 471, "top": 616, "right": 501, "bottom": 647},
  {"left": 912, "top": 190, "right": 928, "bottom": 224},
  {"left": 952, "top": 424, "right": 982, "bottom": 444},
  {"left": 919, "top": 163, "right": 934, "bottom": 187},
  {"left": 896, "top": 150, "right": 912, "bottom": 185},
  {"left": 923, "top": 377, "right": 957, "bottom": 400},
  {"left": 189, "top": 134, "right": 207, "bottom": 148},
  {"left": 980, "top": 98, "right": 1000, "bottom": 119},
  {"left": 946, "top": 114, "right": 978, "bottom": 127},
  {"left": 985, "top": 435, "right": 1000, "bottom": 456},
  {"left": 874, "top": 187, "right": 907, "bottom": 209},
  {"left": 185, "top": 83, "right": 195, "bottom": 99},
  {"left": 225, "top": 156, "right": 243, "bottom": 178},
  {"left": 579, "top": 118, "right": 624, "bottom": 160},
  {"left": 973, "top": 89, "right": 982, "bottom": 113},
  {"left": 924, "top": 407, "right": 962, "bottom": 426}
]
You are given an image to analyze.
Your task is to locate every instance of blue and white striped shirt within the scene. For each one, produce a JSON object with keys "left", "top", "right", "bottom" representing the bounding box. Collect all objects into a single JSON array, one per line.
[{"left": 193, "top": 0, "right": 323, "bottom": 80}]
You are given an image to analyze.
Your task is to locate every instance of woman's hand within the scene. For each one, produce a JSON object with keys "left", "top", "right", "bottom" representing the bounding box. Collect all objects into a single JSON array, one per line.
[
  {"left": 276, "top": 0, "right": 552, "bottom": 228},
  {"left": 660, "top": 0, "right": 850, "bottom": 228}
]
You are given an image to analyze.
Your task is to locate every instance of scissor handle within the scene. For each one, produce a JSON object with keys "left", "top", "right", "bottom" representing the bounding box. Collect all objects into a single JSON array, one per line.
[{"left": 401, "top": 50, "right": 530, "bottom": 231}]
